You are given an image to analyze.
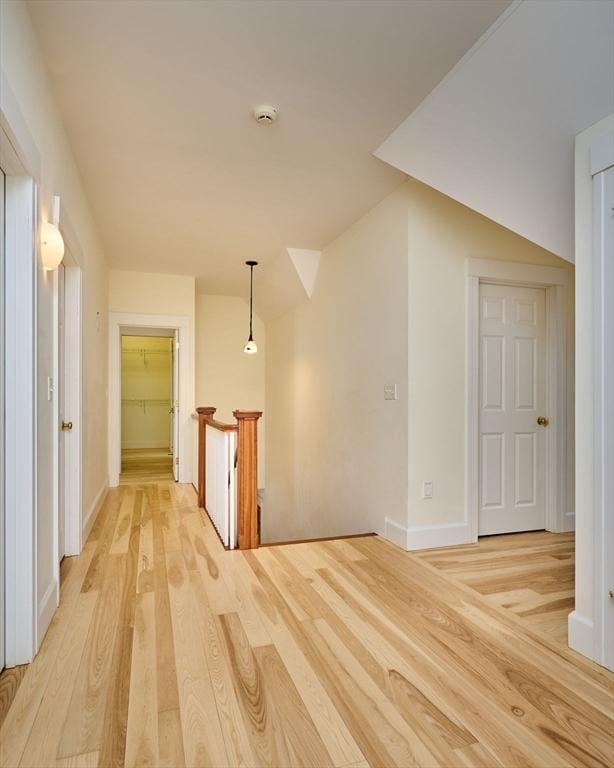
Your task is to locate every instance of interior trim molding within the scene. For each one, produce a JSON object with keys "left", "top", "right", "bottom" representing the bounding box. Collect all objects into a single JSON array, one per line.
[
  {"left": 384, "top": 518, "right": 473, "bottom": 551},
  {"left": 37, "top": 578, "right": 58, "bottom": 648},
  {"left": 466, "top": 258, "right": 568, "bottom": 286},
  {"left": 406, "top": 521, "right": 472, "bottom": 551},
  {"left": 108, "top": 312, "right": 193, "bottom": 487},
  {"left": 83, "top": 483, "right": 108, "bottom": 542},
  {"left": 384, "top": 518, "right": 409, "bottom": 549},
  {"left": 465, "top": 258, "right": 571, "bottom": 542},
  {"left": 567, "top": 610, "right": 595, "bottom": 659}
]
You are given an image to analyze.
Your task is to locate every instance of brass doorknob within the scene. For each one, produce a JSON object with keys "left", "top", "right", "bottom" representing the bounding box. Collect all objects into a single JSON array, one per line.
[
  {"left": 61, "top": 420, "right": 73, "bottom": 431},
  {"left": 537, "top": 416, "right": 549, "bottom": 427}
]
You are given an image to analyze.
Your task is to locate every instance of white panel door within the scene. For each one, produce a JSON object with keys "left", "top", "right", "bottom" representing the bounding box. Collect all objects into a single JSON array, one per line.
[
  {"left": 479, "top": 283, "right": 547, "bottom": 535},
  {"left": 58, "top": 264, "right": 66, "bottom": 561}
]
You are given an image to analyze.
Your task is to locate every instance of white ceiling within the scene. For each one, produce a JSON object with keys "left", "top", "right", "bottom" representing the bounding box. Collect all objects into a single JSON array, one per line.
[
  {"left": 27, "top": 0, "right": 509, "bottom": 294},
  {"left": 376, "top": 0, "right": 614, "bottom": 263}
]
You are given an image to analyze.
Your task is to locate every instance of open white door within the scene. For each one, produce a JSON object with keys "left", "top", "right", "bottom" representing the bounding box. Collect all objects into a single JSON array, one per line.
[{"left": 172, "top": 330, "right": 180, "bottom": 481}]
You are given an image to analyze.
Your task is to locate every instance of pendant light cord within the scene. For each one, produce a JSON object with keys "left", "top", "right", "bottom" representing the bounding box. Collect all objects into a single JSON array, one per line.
[{"left": 249, "top": 265, "right": 254, "bottom": 339}]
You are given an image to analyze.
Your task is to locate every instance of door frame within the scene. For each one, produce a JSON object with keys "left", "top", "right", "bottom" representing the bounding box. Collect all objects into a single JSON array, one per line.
[
  {"left": 466, "top": 258, "right": 571, "bottom": 542},
  {"left": 108, "top": 312, "right": 193, "bottom": 486},
  {"left": 1, "top": 128, "right": 37, "bottom": 666}
]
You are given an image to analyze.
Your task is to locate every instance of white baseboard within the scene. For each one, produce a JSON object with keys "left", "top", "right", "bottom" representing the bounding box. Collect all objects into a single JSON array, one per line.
[
  {"left": 83, "top": 482, "right": 108, "bottom": 542},
  {"left": 407, "top": 521, "right": 472, "bottom": 551},
  {"left": 568, "top": 610, "right": 595, "bottom": 661},
  {"left": 37, "top": 578, "right": 58, "bottom": 649},
  {"left": 562, "top": 512, "right": 576, "bottom": 532},
  {"left": 384, "top": 518, "right": 409, "bottom": 549},
  {"left": 384, "top": 518, "right": 472, "bottom": 551}
]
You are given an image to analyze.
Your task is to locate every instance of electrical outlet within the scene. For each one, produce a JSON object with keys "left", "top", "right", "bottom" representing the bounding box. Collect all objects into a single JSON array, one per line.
[
  {"left": 384, "top": 383, "right": 397, "bottom": 401},
  {"left": 422, "top": 481, "right": 433, "bottom": 499}
]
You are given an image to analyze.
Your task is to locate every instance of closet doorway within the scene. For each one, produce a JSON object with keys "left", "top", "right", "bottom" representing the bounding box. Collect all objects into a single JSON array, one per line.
[{"left": 119, "top": 327, "right": 177, "bottom": 484}]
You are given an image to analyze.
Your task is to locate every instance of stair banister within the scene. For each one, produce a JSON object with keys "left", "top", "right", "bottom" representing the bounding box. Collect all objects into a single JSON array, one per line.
[{"left": 196, "top": 406, "right": 262, "bottom": 549}]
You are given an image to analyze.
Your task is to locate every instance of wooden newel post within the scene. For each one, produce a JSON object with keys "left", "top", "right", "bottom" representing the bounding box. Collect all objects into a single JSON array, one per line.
[
  {"left": 234, "top": 410, "right": 262, "bottom": 549},
  {"left": 196, "top": 407, "right": 216, "bottom": 508}
]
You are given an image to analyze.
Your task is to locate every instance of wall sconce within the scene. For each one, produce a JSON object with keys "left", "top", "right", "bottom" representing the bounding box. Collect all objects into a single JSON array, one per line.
[{"left": 41, "top": 195, "right": 65, "bottom": 271}]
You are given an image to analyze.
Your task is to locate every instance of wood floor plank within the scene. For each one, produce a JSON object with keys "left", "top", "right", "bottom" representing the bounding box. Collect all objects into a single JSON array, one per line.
[
  {"left": 189, "top": 570, "right": 258, "bottom": 768},
  {"left": 150, "top": 485, "right": 181, "bottom": 716},
  {"left": 252, "top": 643, "right": 333, "bottom": 767},
  {"left": 2, "top": 484, "right": 612, "bottom": 768},
  {"left": 56, "top": 750, "right": 100, "bottom": 768},
  {"left": 19, "top": 592, "right": 99, "bottom": 768},
  {"left": 120, "top": 448, "right": 173, "bottom": 485},
  {"left": 58, "top": 554, "right": 124, "bottom": 759},
  {"left": 109, "top": 490, "right": 137, "bottom": 556},
  {"left": 124, "top": 592, "right": 158, "bottom": 767},
  {"left": 157, "top": 709, "right": 185, "bottom": 768},
  {"left": 349, "top": 543, "right": 613, "bottom": 766},
  {"left": 0, "top": 666, "right": 27, "bottom": 731},
  {"left": 232, "top": 552, "right": 366, "bottom": 767},
  {"left": 165, "top": 548, "right": 227, "bottom": 768},
  {"left": 216, "top": 613, "right": 291, "bottom": 767},
  {"left": 98, "top": 493, "right": 141, "bottom": 768},
  {"left": 0, "top": 541, "right": 97, "bottom": 768}
]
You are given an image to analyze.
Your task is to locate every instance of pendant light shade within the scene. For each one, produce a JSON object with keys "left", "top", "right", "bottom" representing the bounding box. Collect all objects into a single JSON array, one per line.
[
  {"left": 244, "top": 260, "right": 258, "bottom": 354},
  {"left": 244, "top": 337, "right": 258, "bottom": 354}
]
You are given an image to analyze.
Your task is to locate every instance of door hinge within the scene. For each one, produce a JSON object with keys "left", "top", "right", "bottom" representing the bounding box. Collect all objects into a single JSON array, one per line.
[{"left": 175, "top": 456, "right": 179, "bottom": 465}]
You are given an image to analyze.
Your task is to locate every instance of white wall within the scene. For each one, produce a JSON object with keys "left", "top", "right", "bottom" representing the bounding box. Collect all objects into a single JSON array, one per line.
[
  {"left": 1, "top": 0, "right": 108, "bottom": 642},
  {"left": 109, "top": 269, "right": 195, "bottom": 318},
  {"left": 264, "top": 184, "right": 409, "bottom": 543},
  {"left": 376, "top": 0, "right": 614, "bottom": 264},
  {"left": 195, "top": 294, "right": 266, "bottom": 487},
  {"left": 264, "top": 178, "right": 574, "bottom": 548},
  {"left": 405, "top": 179, "right": 574, "bottom": 542}
]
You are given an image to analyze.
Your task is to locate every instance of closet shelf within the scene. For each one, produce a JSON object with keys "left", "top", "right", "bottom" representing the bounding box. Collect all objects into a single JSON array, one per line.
[
  {"left": 122, "top": 348, "right": 170, "bottom": 355},
  {"left": 122, "top": 398, "right": 171, "bottom": 407}
]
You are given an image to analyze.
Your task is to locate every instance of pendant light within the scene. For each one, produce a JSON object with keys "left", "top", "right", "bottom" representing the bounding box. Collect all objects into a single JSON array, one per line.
[{"left": 244, "top": 260, "right": 258, "bottom": 354}]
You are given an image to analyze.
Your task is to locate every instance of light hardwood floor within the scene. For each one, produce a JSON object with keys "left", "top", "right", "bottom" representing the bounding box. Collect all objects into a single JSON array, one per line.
[
  {"left": 417, "top": 530, "right": 575, "bottom": 646},
  {"left": 120, "top": 448, "right": 173, "bottom": 484},
  {"left": 0, "top": 483, "right": 612, "bottom": 768}
]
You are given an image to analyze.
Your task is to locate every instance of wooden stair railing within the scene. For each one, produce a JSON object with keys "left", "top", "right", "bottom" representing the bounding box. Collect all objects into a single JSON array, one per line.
[{"left": 196, "top": 406, "right": 262, "bottom": 549}]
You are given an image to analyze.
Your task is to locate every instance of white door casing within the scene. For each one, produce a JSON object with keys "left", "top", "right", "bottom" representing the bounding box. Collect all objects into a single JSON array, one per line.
[
  {"left": 479, "top": 283, "right": 546, "bottom": 535},
  {"left": 0, "top": 166, "right": 5, "bottom": 671},
  {"left": 172, "top": 330, "right": 180, "bottom": 481},
  {"left": 3, "top": 170, "right": 37, "bottom": 666},
  {"left": 466, "top": 259, "right": 570, "bottom": 543},
  {"left": 591, "top": 151, "right": 613, "bottom": 669},
  {"left": 108, "top": 312, "right": 193, "bottom": 487}
]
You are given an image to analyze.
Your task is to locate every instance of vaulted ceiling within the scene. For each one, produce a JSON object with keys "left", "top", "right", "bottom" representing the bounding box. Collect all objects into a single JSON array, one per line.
[{"left": 27, "top": 0, "right": 509, "bottom": 294}]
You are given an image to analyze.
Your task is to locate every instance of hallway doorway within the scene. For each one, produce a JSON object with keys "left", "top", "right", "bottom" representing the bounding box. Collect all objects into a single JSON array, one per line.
[
  {"left": 119, "top": 331, "right": 175, "bottom": 484},
  {"left": 108, "top": 312, "right": 192, "bottom": 488}
]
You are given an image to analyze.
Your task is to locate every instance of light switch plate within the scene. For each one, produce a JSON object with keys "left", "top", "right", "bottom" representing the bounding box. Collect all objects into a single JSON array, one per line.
[
  {"left": 384, "top": 383, "right": 397, "bottom": 401},
  {"left": 422, "top": 481, "right": 433, "bottom": 499}
]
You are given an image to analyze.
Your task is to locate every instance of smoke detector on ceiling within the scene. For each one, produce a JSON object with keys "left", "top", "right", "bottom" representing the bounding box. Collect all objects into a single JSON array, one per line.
[{"left": 253, "top": 105, "right": 279, "bottom": 125}]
